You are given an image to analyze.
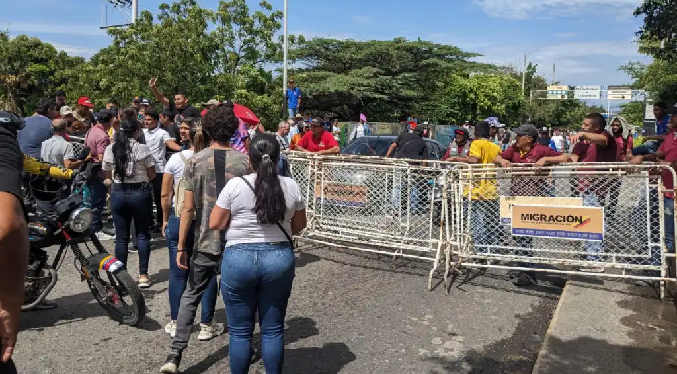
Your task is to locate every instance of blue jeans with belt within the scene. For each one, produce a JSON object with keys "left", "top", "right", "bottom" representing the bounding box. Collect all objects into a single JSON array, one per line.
[
  {"left": 165, "top": 210, "right": 218, "bottom": 323},
  {"left": 221, "top": 242, "right": 295, "bottom": 374},
  {"left": 110, "top": 182, "right": 153, "bottom": 275}
]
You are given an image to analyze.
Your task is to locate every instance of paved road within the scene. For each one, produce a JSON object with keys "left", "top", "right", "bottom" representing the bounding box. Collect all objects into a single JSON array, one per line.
[{"left": 14, "top": 237, "right": 561, "bottom": 374}]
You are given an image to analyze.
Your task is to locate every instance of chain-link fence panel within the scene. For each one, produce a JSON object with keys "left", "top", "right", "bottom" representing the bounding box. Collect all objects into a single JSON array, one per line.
[{"left": 452, "top": 163, "right": 676, "bottom": 291}]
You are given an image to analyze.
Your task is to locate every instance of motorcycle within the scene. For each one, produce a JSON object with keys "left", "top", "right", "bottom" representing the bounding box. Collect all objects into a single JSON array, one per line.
[{"left": 23, "top": 148, "right": 146, "bottom": 326}]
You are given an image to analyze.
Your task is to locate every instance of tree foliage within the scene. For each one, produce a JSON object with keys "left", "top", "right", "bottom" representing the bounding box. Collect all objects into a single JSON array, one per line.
[
  {"left": 634, "top": 0, "right": 677, "bottom": 61},
  {"left": 619, "top": 101, "right": 645, "bottom": 125},
  {"left": 61, "top": 0, "right": 286, "bottom": 128},
  {"left": 0, "top": 32, "right": 84, "bottom": 115},
  {"left": 290, "top": 37, "right": 495, "bottom": 122}
]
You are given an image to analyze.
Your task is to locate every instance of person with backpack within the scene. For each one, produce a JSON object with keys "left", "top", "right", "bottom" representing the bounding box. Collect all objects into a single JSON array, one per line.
[
  {"left": 160, "top": 105, "right": 250, "bottom": 374},
  {"left": 160, "top": 117, "right": 221, "bottom": 340},
  {"left": 208, "top": 133, "right": 307, "bottom": 374}
]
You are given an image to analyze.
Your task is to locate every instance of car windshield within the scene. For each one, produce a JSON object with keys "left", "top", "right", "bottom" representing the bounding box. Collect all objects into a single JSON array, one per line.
[{"left": 343, "top": 138, "right": 394, "bottom": 156}]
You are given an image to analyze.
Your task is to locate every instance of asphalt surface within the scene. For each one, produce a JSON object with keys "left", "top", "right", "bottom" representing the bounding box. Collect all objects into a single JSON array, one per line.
[{"left": 14, "top": 236, "right": 561, "bottom": 374}]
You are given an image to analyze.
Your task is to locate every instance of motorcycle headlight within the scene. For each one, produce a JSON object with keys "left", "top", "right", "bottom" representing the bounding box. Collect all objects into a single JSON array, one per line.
[{"left": 68, "top": 208, "right": 93, "bottom": 233}]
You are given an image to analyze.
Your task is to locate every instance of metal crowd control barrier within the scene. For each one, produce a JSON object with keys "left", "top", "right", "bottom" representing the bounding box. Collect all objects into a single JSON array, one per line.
[
  {"left": 448, "top": 163, "right": 677, "bottom": 299},
  {"left": 288, "top": 153, "right": 455, "bottom": 289},
  {"left": 286, "top": 155, "right": 677, "bottom": 297}
]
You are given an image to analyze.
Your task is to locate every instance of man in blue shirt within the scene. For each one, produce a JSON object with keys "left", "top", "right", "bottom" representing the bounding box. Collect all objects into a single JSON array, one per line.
[
  {"left": 632, "top": 101, "right": 671, "bottom": 156},
  {"left": 18, "top": 98, "right": 55, "bottom": 158},
  {"left": 286, "top": 79, "right": 301, "bottom": 119}
]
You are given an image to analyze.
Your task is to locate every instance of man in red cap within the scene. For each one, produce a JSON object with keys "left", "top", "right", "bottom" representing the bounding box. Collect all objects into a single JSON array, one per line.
[
  {"left": 74, "top": 96, "right": 95, "bottom": 127},
  {"left": 296, "top": 119, "right": 340, "bottom": 154},
  {"left": 442, "top": 128, "right": 472, "bottom": 161}
]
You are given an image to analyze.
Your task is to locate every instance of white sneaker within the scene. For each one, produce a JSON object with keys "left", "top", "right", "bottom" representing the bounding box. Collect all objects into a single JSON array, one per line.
[
  {"left": 197, "top": 322, "right": 225, "bottom": 341},
  {"left": 164, "top": 320, "right": 177, "bottom": 337},
  {"left": 95, "top": 231, "right": 115, "bottom": 241},
  {"left": 138, "top": 274, "right": 152, "bottom": 289}
]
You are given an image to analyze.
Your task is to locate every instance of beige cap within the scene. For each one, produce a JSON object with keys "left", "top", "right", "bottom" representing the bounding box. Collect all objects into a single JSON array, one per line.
[{"left": 60, "top": 105, "right": 74, "bottom": 116}]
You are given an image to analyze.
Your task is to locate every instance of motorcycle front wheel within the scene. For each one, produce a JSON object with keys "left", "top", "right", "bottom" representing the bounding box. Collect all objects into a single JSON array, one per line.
[{"left": 86, "top": 236, "right": 146, "bottom": 326}]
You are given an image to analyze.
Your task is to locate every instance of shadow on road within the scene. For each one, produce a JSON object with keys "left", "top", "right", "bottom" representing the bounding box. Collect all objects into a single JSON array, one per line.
[
  {"left": 181, "top": 316, "right": 356, "bottom": 374},
  {"left": 20, "top": 288, "right": 162, "bottom": 332}
]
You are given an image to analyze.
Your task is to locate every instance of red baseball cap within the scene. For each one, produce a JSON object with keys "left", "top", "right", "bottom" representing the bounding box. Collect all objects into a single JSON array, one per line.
[{"left": 77, "top": 96, "right": 94, "bottom": 108}]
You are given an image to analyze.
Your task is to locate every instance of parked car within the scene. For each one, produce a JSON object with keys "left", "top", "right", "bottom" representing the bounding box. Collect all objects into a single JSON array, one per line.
[
  {"left": 331, "top": 135, "right": 447, "bottom": 225},
  {"left": 341, "top": 135, "right": 446, "bottom": 160}
]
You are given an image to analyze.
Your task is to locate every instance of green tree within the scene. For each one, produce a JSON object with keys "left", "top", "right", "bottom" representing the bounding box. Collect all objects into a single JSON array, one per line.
[
  {"left": 619, "top": 101, "right": 645, "bottom": 125},
  {"left": 0, "top": 32, "right": 84, "bottom": 114},
  {"left": 62, "top": 0, "right": 286, "bottom": 127},
  {"left": 289, "top": 37, "right": 490, "bottom": 121},
  {"left": 620, "top": 60, "right": 677, "bottom": 104},
  {"left": 634, "top": 0, "right": 677, "bottom": 61}
]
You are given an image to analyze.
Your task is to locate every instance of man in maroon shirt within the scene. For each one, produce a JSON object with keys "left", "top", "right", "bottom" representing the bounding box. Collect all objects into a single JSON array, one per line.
[
  {"left": 630, "top": 113, "right": 677, "bottom": 271},
  {"left": 570, "top": 113, "right": 617, "bottom": 272},
  {"left": 493, "top": 123, "right": 568, "bottom": 287},
  {"left": 296, "top": 119, "right": 340, "bottom": 154}
]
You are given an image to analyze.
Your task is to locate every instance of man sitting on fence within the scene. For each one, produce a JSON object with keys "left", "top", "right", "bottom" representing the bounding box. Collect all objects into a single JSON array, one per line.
[
  {"left": 570, "top": 113, "right": 618, "bottom": 273},
  {"left": 630, "top": 112, "right": 677, "bottom": 278},
  {"left": 494, "top": 123, "right": 568, "bottom": 286}
]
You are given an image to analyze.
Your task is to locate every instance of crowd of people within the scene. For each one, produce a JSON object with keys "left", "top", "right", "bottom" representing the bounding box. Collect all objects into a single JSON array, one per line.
[
  {"left": 393, "top": 103, "right": 674, "bottom": 288},
  {"left": 4, "top": 77, "right": 350, "bottom": 374},
  {"left": 0, "top": 75, "right": 675, "bottom": 374}
]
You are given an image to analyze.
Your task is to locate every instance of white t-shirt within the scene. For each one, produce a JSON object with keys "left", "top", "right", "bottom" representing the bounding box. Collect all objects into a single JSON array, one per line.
[
  {"left": 102, "top": 140, "right": 155, "bottom": 183},
  {"left": 164, "top": 150, "right": 195, "bottom": 185},
  {"left": 143, "top": 126, "right": 172, "bottom": 173},
  {"left": 551, "top": 135, "right": 564, "bottom": 152},
  {"left": 215, "top": 173, "right": 305, "bottom": 247}
]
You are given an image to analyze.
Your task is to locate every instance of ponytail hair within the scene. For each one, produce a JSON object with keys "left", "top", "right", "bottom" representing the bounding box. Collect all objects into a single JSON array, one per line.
[
  {"left": 249, "top": 133, "right": 285, "bottom": 224},
  {"left": 112, "top": 118, "right": 140, "bottom": 182},
  {"left": 182, "top": 117, "right": 210, "bottom": 152}
]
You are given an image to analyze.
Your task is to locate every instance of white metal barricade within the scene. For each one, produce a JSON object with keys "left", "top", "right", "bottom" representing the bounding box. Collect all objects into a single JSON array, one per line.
[
  {"left": 448, "top": 163, "right": 677, "bottom": 298},
  {"left": 286, "top": 155, "right": 677, "bottom": 296}
]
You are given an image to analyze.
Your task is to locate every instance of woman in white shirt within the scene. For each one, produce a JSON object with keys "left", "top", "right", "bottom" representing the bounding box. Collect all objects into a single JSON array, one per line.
[
  {"left": 209, "top": 133, "right": 306, "bottom": 374},
  {"left": 102, "top": 118, "right": 156, "bottom": 289},
  {"left": 159, "top": 118, "right": 222, "bottom": 340}
]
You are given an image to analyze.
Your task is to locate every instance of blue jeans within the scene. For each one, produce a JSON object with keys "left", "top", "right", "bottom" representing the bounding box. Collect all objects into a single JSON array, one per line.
[
  {"left": 221, "top": 242, "right": 295, "bottom": 374},
  {"left": 277, "top": 154, "right": 290, "bottom": 177},
  {"left": 165, "top": 212, "right": 218, "bottom": 322},
  {"left": 287, "top": 107, "right": 298, "bottom": 119},
  {"left": 87, "top": 178, "right": 107, "bottom": 232},
  {"left": 583, "top": 193, "right": 603, "bottom": 262},
  {"left": 665, "top": 197, "right": 675, "bottom": 255},
  {"left": 110, "top": 183, "right": 153, "bottom": 275},
  {"left": 468, "top": 199, "right": 500, "bottom": 249},
  {"left": 632, "top": 140, "right": 660, "bottom": 156}
]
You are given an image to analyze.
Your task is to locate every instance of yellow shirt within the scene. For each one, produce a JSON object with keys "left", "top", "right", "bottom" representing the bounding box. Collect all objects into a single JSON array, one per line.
[{"left": 467, "top": 139, "right": 500, "bottom": 200}]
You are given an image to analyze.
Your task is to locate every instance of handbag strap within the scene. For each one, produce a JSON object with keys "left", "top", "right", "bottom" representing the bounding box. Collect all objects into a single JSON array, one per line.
[
  {"left": 214, "top": 149, "right": 227, "bottom": 248},
  {"left": 238, "top": 176, "right": 294, "bottom": 248}
]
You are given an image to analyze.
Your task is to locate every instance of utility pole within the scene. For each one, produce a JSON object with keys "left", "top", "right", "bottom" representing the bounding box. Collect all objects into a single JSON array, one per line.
[
  {"left": 132, "top": 0, "right": 138, "bottom": 22},
  {"left": 552, "top": 63, "right": 556, "bottom": 85},
  {"left": 521, "top": 54, "right": 526, "bottom": 92},
  {"left": 283, "top": 0, "right": 288, "bottom": 113}
]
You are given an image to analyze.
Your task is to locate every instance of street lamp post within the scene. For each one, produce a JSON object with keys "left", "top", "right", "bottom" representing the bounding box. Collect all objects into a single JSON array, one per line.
[
  {"left": 132, "top": 0, "right": 138, "bottom": 22},
  {"left": 521, "top": 49, "right": 538, "bottom": 94}
]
